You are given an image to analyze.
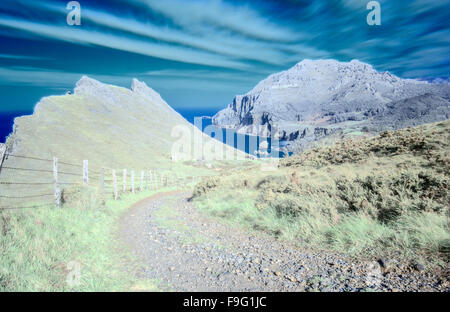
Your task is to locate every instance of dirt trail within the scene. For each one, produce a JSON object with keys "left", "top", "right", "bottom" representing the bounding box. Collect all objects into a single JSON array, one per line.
[{"left": 119, "top": 191, "right": 447, "bottom": 292}]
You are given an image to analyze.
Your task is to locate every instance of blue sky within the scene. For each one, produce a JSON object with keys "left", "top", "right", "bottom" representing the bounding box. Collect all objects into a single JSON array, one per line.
[{"left": 0, "top": 0, "right": 449, "bottom": 116}]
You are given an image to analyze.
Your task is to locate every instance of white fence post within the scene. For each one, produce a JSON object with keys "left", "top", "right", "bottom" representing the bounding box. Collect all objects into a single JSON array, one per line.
[
  {"left": 0, "top": 144, "right": 6, "bottom": 180},
  {"left": 112, "top": 169, "right": 118, "bottom": 200},
  {"left": 140, "top": 170, "right": 144, "bottom": 192},
  {"left": 131, "top": 170, "right": 135, "bottom": 194},
  {"left": 123, "top": 169, "right": 127, "bottom": 193},
  {"left": 83, "top": 160, "right": 89, "bottom": 185},
  {"left": 0, "top": 144, "right": 6, "bottom": 173},
  {"left": 53, "top": 157, "right": 61, "bottom": 208}
]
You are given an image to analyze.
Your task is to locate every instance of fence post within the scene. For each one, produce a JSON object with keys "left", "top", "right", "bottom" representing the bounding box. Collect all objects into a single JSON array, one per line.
[
  {"left": 112, "top": 170, "right": 118, "bottom": 200},
  {"left": 123, "top": 169, "right": 127, "bottom": 193},
  {"left": 140, "top": 170, "right": 144, "bottom": 192},
  {"left": 131, "top": 170, "right": 135, "bottom": 194},
  {"left": 83, "top": 160, "right": 89, "bottom": 185},
  {"left": 150, "top": 171, "right": 154, "bottom": 190},
  {"left": 145, "top": 170, "right": 149, "bottom": 190},
  {"left": 53, "top": 157, "right": 61, "bottom": 208},
  {"left": 0, "top": 144, "right": 6, "bottom": 174}
]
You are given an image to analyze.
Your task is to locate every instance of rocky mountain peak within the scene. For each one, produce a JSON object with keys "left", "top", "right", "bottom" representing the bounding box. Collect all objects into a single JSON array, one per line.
[
  {"left": 74, "top": 76, "right": 105, "bottom": 93},
  {"left": 131, "top": 78, "right": 164, "bottom": 104},
  {"left": 213, "top": 59, "right": 450, "bottom": 154}
]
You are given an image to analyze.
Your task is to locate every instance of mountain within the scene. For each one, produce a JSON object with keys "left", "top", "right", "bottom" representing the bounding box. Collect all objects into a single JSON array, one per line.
[
  {"left": 4, "top": 77, "right": 183, "bottom": 169},
  {"left": 213, "top": 59, "right": 450, "bottom": 153},
  {"left": 0, "top": 77, "right": 243, "bottom": 205}
]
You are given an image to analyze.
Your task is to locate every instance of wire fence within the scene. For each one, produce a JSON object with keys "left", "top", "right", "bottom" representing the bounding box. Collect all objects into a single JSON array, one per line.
[{"left": 0, "top": 150, "right": 206, "bottom": 211}]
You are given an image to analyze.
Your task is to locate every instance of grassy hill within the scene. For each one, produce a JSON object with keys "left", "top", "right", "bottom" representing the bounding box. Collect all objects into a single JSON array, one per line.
[
  {"left": 4, "top": 76, "right": 243, "bottom": 169},
  {"left": 0, "top": 77, "right": 246, "bottom": 207},
  {"left": 0, "top": 77, "right": 248, "bottom": 291},
  {"left": 192, "top": 119, "right": 450, "bottom": 267}
]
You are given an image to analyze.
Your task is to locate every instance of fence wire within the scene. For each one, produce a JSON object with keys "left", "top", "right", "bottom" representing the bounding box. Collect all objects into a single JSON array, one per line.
[{"left": 0, "top": 152, "right": 205, "bottom": 211}]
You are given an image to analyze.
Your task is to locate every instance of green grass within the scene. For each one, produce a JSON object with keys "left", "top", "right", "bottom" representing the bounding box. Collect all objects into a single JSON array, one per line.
[
  {"left": 0, "top": 186, "right": 177, "bottom": 292},
  {"left": 192, "top": 120, "right": 450, "bottom": 268},
  {"left": 0, "top": 77, "right": 246, "bottom": 207}
]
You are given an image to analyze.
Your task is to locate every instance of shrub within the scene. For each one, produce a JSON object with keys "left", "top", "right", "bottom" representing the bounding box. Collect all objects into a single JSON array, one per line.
[{"left": 61, "top": 185, "right": 103, "bottom": 210}]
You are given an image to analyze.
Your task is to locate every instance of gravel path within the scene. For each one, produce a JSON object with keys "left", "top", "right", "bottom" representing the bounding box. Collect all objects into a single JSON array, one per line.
[{"left": 119, "top": 191, "right": 448, "bottom": 292}]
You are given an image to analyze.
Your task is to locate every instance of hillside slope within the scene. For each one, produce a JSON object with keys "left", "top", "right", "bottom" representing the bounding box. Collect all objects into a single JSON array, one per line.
[
  {"left": 3, "top": 76, "right": 246, "bottom": 168},
  {"left": 5, "top": 77, "right": 175, "bottom": 168},
  {"left": 0, "top": 77, "right": 244, "bottom": 207},
  {"left": 192, "top": 119, "right": 450, "bottom": 267}
]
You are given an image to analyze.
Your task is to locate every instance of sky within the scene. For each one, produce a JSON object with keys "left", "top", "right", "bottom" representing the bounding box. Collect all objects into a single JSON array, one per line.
[{"left": 0, "top": 0, "right": 449, "bottom": 121}]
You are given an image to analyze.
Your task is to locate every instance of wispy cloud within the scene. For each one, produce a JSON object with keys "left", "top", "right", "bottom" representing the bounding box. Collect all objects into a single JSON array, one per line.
[
  {"left": 0, "top": 17, "right": 249, "bottom": 70},
  {"left": 135, "top": 0, "right": 301, "bottom": 42},
  {"left": 0, "top": 66, "right": 129, "bottom": 88},
  {"left": 84, "top": 11, "right": 292, "bottom": 65},
  {"left": 0, "top": 66, "right": 256, "bottom": 94},
  {"left": 0, "top": 53, "right": 48, "bottom": 60},
  {"left": 143, "top": 69, "right": 262, "bottom": 82},
  {"left": 31, "top": 2, "right": 298, "bottom": 66}
]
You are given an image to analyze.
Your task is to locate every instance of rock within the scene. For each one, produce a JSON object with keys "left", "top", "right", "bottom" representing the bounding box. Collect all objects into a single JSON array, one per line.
[
  {"left": 212, "top": 59, "right": 450, "bottom": 154},
  {"left": 287, "top": 276, "right": 297, "bottom": 283},
  {"left": 378, "top": 258, "right": 398, "bottom": 274},
  {"left": 274, "top": 271, "right": 282, "bottom": 277},
  {"left": 413, "top": 262, "right": 425, "bottom": 272}
]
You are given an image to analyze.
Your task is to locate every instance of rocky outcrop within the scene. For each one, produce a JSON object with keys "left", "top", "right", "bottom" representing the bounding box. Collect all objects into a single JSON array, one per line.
[
  {"left": 213, "top": 59, "right": 450, "bottom": 153},
  {"left": 369, "top": 93, "right": 450, "bottom": 131}
]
